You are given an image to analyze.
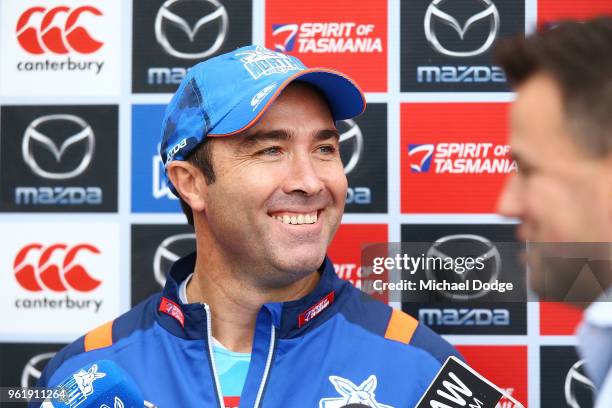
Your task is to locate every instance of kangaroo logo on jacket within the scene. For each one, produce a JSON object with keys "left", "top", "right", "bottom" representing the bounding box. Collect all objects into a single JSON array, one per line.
[{"left": 319, "top": 375, "right": 393, "bottom": 408}]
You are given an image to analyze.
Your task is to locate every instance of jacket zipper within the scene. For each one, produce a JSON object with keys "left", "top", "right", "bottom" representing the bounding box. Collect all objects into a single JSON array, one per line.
[
  {"left": 203, "top": 303, "right": 277, "bottom": 408},
  {"left": 254, "top": 324, "right": 276, "bottom": 408},
  {"left": 203, "top": 303, "right": 225, "bottom": 408}
]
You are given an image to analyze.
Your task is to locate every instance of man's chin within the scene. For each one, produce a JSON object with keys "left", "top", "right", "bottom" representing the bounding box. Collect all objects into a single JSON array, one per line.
[
  {"left": 270, "top": 251, "right": 326, "bottom": 277},
  {"left": 280, "top": 255, "right": 326, "bottom": 274}
]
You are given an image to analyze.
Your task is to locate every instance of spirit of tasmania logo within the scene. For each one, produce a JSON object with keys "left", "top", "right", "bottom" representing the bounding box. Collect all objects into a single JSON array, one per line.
[
  {"left": 266, "top": 0, "right": 387, "bottom": 91},
  {"left": 407, "top": 143, "right": 516, "bottom": 174},
  {"left": 271, "top": 22, "right": 382, "bottom": 54},
  {"left": 401, "top": 103, "right": 514, "bottom": 213}
]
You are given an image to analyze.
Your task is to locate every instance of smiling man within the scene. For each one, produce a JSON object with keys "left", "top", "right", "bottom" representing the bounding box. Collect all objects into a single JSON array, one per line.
[{"left": 38, "top": 45, "right": 459, "bottom": 407}]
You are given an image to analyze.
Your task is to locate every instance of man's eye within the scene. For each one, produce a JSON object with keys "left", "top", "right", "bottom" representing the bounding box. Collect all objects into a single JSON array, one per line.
[
  {"left": 258, "top": 146, "right": 282, "bottom": 156},
  {"left": 516, "top": 161, "right": 531, "bottom": 175},
  {"left": 317, "top": 145, "right": 337, "bottom": 154},
  {"left": 517, "top": 164, "right": 535, "bottom": 178}
]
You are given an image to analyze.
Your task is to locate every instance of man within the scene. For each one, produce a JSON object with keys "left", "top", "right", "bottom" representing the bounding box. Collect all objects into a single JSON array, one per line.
[
  {"left": 38, "top": 45, "right": 459, "bottom": 407},
  {"left": 495, "top": 17, "right": 612, "bottom": 408}
]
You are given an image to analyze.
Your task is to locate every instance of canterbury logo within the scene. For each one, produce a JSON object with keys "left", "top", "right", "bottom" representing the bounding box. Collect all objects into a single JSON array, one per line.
[
  {"left": 14, "top": 243, "right": 102, "bottom": 292},
  {"left": 16, "top": 6, "right": 104, "bottom": 55}
]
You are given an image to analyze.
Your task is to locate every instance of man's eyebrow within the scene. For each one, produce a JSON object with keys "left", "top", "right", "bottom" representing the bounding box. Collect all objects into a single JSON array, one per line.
[
  {"left": 238, "top": 130, "right": 292, "bottom": 147},
  {"left": 315, "top": 128, "right": 340, "bottom": 141},
  {"left": 238, "top": 128, "right": 340, "bottom": 147}
]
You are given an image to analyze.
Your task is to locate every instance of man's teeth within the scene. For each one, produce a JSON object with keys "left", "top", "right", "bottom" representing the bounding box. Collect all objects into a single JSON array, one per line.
[{"left": 274, "top": 212, "right": 317, "bottom": 225}]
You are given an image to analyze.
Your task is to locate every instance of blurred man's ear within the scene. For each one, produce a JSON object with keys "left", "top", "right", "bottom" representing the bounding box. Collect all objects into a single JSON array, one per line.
[{"left": 166, "top": 161, "right": 207, "bottom": 213}]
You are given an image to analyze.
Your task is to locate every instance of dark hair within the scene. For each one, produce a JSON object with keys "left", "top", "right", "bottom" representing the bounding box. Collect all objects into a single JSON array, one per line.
[
  {"left": 179, "top": 138, "right": 215, "bottom": 225},
  {"left": 495, "top": 16, "right": 612, "bottom": 157}
]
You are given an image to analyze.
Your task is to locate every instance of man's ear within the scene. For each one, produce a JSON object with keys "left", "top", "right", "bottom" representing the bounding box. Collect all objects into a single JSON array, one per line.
[{"left": 166, "top": 161, "right": 207, "bottom": 212}]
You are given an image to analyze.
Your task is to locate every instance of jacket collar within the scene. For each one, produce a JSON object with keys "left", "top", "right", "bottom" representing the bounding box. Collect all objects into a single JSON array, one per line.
[{"left": 156, "top": 252, "right": 352, "bottom": 339}]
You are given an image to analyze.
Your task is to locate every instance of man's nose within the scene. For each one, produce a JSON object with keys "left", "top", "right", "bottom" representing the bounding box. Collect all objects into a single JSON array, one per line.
[
  {"left": 496, "top": 173, "right": 524, "bottom": 218},
  {"left": 282, "top": 154, "right": 325, "bottom": 196}
]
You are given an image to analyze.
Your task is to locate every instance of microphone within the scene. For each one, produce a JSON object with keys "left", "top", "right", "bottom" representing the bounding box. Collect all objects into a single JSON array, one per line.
[
  {"left": 39, "top": 360, "right": 156, "bottom": 408},
  {"left": 415, "top": 356, "right": 525, "bottom": 408}
]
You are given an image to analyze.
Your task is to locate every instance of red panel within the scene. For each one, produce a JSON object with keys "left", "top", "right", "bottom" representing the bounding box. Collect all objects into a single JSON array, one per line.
[
  {"left": 539, "top": 301, "right": 583, "bottom": 335},
  {"left": 401, "top": 103, "right": 514, "bottom": 213},
  {"left": 327, "top": 224, "right": 388, "bottom": 290},
  {"left": 456, "top": 345, "right": 528, "bottom": 407},
  {"left": 538, "top": 0, "right": 612, "bottom": 24},
  {"left": 266, "top": 0, "right": 387, "bottom": 92}
]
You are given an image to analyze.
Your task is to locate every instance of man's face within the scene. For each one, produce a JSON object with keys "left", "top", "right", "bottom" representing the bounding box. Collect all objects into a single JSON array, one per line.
[
  {"left": 497, "top": 73, "right": 612, "bottom": 243},
  {"left": 202, "top": 82, "right": 347, "bottom": 286}
]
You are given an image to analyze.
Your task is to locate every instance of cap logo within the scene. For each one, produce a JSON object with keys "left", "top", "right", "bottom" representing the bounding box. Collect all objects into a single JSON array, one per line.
[
  {"left": 165, "top": 137, "right": 188, "bottom": 165},
  {"left": 251, "top": 83, "right": 277, "bottom": 110},
  {"left": 236, "top": 46, "right": 302, "bottom": 80}
]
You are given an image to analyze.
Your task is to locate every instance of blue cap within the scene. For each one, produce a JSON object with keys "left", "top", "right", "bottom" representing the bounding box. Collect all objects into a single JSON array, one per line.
[{"left": 160, "top": 45, "right": 366, "bottom": 192}]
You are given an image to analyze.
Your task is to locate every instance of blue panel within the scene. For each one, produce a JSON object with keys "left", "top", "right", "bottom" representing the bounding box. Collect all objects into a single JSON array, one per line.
[{"left": 131, "top": 104, "right": 181, "bottom": 213}]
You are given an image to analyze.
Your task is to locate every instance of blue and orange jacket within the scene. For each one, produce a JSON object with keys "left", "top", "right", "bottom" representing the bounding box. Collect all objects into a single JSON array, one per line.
[{"left": 38, "top": 253, "right": 461, "bottom": 407}]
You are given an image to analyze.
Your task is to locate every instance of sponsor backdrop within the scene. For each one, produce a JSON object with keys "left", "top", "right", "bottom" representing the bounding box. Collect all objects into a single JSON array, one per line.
[{"left": 1, "top": 0, "right": 611, "bottom": 407}]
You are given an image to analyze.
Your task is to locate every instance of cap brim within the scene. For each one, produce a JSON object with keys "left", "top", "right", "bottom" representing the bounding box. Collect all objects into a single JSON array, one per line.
[{"left": 208, "top": 68, "right": 366, "bottom": 137}]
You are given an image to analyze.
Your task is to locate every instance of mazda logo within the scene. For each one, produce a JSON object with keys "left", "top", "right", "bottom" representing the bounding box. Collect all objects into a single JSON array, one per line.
[
  {"left": 22, "top": 114, "right": 94, "bottom": 180},
  {"left": 153, "top": 233, "right": 196, "bottom": 287},
  {"left": 21, "top": 352, "right": 56, "bottom": 387},
  {"left": 338, "top": 119, "right": 363, "bottom": 175},
  {"left": 425, "top": 234, "right": 501, "bottom": 300},
  {"left": 565, "top": 360, "right": 595, "bottom": 408},
  {"left": 424, "top": 0, "right": 500, "bottom": 57},
  {"left": 155, "top": 0, "right": 229, "bottom": 60}
]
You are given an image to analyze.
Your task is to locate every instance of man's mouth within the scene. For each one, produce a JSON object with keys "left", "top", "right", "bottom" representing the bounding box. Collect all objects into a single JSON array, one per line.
[{"left": 269, "top": 210, "right": 319, "bottom": 225}]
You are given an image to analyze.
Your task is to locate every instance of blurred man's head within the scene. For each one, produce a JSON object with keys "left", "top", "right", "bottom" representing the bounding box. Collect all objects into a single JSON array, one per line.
[
  {"left": 496, "top": 17, "right": 612, "bottom": 243},
  {"left": 496, "top": 18, "right": 612, "bottom": 302}
]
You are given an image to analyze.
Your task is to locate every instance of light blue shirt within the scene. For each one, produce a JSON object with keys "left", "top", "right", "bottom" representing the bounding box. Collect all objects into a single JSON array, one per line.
[
  {"left": 211, "top": 340, "right": 251, "bottom": 397},
  {"left": 577, "top": 289, "right": 612, "bottom": 408},
  {"left": 179, "top": 273, "right": 251, "bottom": 398}
]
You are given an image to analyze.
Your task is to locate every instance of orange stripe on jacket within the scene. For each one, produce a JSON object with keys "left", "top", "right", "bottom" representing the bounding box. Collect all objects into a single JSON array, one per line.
[
  {"left": 84, "top": 320, "right": 114, "bottom": 352},
  {"left": 384, "top": 308, "right": 418, "bottom": 344}
]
